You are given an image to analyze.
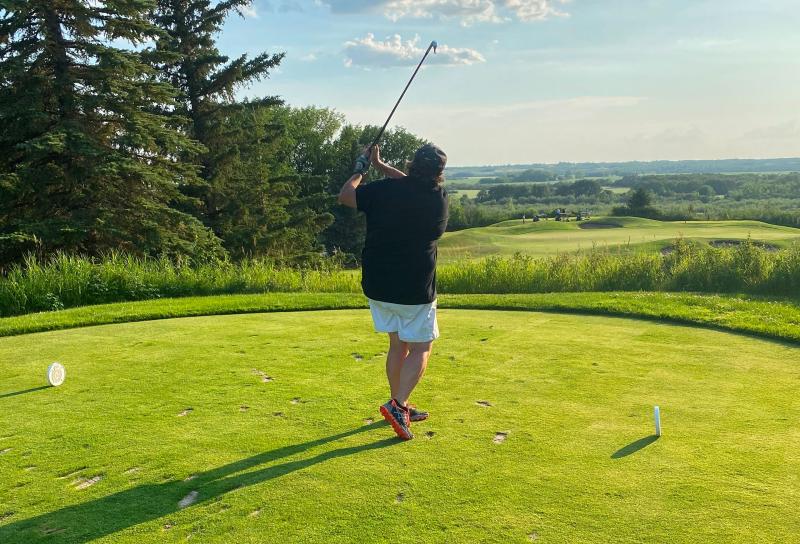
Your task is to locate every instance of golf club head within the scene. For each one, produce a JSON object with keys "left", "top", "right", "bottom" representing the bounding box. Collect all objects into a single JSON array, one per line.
[{"left": 431, "top": 40, "right": 438, "bottom": 53}]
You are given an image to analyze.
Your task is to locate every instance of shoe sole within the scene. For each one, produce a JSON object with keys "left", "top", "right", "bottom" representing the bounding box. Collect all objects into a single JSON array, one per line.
[
  {"left": 379, "top": 405, "right": 414, "bottom": 440},
  {"left": 409, "top": 414, "right": 428, "bottom": 422}
]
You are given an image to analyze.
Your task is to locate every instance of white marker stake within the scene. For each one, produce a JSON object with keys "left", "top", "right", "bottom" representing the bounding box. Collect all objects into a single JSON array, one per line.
[{"left": 654, "top": 406, "right": 662, "bottom": 437}]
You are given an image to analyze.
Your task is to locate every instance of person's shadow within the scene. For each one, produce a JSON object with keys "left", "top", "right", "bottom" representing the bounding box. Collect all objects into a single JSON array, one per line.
[{"left": 1, "top": 421, "right": 396, "bottom": 543}]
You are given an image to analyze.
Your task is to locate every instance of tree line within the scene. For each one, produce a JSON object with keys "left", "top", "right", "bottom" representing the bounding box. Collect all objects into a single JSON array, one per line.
[
  {"left": 475, "top": 179, "right": 612, "bottom": 203},
  {"left": 615, "top": 173, "right": 800, "bottom": 200},
  {"left": 0, "top": 1, "right": 424, "bottom": 267},
  {"left": 448, "top": 158, "right": 800, "bottom": 179}
]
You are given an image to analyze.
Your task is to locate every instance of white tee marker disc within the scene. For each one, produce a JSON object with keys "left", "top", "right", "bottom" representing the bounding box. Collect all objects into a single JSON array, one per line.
[{"left": 47, "top": 362, "right": 66, "bottom": 387}]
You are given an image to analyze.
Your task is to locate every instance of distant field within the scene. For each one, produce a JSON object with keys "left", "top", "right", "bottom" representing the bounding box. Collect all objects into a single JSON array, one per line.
[
  {"left": 439, "top": 217, "right": 800, "bottom": 261},
  {"left": 449, "top": 189, "right": 481, "bottom": 199},
  {"left": 447, "top": 177, "right": 485, "bottom": 186}
]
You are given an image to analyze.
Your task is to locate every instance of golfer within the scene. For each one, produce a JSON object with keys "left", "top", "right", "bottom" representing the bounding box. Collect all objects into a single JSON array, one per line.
[{"left": 338, "top": 143, "right": 449, "bottom": 440}]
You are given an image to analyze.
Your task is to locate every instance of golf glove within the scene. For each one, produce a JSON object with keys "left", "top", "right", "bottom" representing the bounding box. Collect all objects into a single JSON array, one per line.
[{"left": 353, "top": 153, "right": 370, "bottom": 175}]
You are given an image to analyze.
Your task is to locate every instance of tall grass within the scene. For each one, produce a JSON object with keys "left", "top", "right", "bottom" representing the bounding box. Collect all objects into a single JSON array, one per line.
[
  {"left": 0, "top": 253, "right": 360, "bottom": 317},
  {"left": 438, "top": 239, "right": 800, "bottom": 296},
  {"left": 1, "top": 240, "right": 798, "bottom": 317}
]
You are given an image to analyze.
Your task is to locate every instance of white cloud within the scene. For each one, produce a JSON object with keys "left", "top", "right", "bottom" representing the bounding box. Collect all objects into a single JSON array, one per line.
[
  {"left": 239, "top": 3, "right": 259, "bottom": 18},
  {"left": 344, "top": 34, "right": 485, "bottom": 68},
  {"left": 324, "top": 0, "right": 569, "bottom": 24}
]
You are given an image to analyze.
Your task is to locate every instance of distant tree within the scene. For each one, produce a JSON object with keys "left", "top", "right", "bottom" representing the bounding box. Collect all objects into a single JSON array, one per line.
[
  {"left": 613, "top": 187, "right": 659, "bottom": 218},
  {"left": 513, "top": 169, "right": 554, "bottom": 182},
  {"left": 556, "top": 179, "right": 604, "bottom": 198},
  {"left": 698, "top": 185, "right": 716, "bottom": 202},
  {"left": 628, "top": 188, "right": 654, "bottom": 209},
  {"left": 0, "top": 0, "right": 223, "bottom": 265}
]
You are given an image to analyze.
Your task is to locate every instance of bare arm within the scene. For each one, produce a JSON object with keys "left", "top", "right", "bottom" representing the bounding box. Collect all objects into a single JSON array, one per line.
[
  {"left": 337, "top": 173, "right": 363, "bottom": 209},
  {"left": 371, "top": 145, "right": 406, "bottom": 179},
  {"left": 374, "top": 161, "right": 405, "bottom": 179}
]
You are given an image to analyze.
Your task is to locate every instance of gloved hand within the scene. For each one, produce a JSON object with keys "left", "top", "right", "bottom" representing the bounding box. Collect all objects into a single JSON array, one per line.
[{"left": 353, "top": 151, "right": 370, "bottom": 176}]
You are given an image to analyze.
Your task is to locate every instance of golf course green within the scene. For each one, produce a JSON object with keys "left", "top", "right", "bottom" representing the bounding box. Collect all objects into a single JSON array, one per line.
[
  {"left": 2, "top": 307, "right": 798, "bottom": 543},
  {"left": 439, "top": 217, "right": 800, "bottom": 261}
]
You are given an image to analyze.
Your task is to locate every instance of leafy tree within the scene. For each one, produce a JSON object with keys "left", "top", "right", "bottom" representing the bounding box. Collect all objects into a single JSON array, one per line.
[
  {"left": 0, "top": 0, "right": 223, "bottom": 265},
  {"left": 613, "top": 187, "right": 659, "bottom": 218},
  {"left": 273, "top": 106, "right": 344, "bottom": 177},
  {"left": 555, "top": 179, "right": 604, "bottom": 198},
  {"left": 148, "top": 0, "right": 332, "bottom": 260},
  {"left": 627, "top": 187, "right": 654, "bottom": 209}
]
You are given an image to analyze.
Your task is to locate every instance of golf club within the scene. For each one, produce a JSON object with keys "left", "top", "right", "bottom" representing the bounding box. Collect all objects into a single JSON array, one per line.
[{"left": 369, "top": 40, "right": 438, "bottom": 151}]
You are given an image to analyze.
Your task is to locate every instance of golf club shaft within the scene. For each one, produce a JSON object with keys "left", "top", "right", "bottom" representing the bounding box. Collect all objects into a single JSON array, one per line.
[{"left": 370, "top": 41, "right": 437, "bottom": 150}]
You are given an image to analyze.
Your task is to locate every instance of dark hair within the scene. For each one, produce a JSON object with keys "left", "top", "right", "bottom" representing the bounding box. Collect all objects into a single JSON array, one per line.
[{"left": 406, "top": 158, "right": 445, "bottom": 187}]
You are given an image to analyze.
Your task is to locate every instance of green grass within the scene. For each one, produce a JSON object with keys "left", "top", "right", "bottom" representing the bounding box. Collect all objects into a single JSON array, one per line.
[
  {"left": 449, "top": 189, "right": 481, "bottom": 199},
  {"left": 2, "top": 292, "right": 800, "bottom": 345},
  {"left": 1, "top": 308, "right": 798, "bottom": 543},
  {"left": 439, "top": 217, "right": 800, "bottom": 261}
]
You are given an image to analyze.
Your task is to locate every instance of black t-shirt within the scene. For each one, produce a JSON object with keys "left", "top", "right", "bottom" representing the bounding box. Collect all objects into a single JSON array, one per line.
[{"left": 356, "top": 177, "right": 449, "bottom": 305}]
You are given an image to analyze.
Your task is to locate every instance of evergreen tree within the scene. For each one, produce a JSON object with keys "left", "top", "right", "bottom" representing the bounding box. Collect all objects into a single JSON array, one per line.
[
  {"left": 0, "top": 0, "right": 223, "bottom": 265},
  {"left": 148, "top": 0, "right": 332, "bottom": 260}
]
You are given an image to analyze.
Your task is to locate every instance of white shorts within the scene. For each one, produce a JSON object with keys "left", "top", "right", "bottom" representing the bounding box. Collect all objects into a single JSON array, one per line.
[{"left": 368, "top": 299, "right": 439, "bottom": 343}]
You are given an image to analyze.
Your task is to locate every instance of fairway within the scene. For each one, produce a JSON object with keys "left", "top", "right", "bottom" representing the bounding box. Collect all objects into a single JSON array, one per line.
[
  {"left": 1, "top": 310, "right": 798, "bottom": 543},
  {"left": 439, "top": 217, "right": 800, "bottom": 261}
]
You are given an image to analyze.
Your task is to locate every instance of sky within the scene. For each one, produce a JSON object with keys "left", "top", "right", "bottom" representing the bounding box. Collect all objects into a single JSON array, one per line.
[{"left": 218, "top": 0, "right": 800, "bottom": 166}]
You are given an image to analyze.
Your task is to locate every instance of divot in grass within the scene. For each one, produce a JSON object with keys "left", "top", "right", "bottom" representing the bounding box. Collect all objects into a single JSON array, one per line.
[
  {"left": 40, "top": 526, "right": 66, "bottom": 536},
  {"left": 493, "top": 432, "right": 509, "bottom": 444},
  {"left": 57, "top": 466, "right": 88, "bottom": 479},
  {"left": 273, "top": 412, "right": 284, "bottom": 417},
  {"left": 252, "top": 369, "right": 274, "bottom": 383},
  {"left": 249, "top": 509, "right": 261, "bottom": 517},
  {"left": 395, "top": 492, "right": 404, "bottom": 504},
  {"left": 364, "top": 418, "right": 374, "bottom": 425},
  {"left": 74, "top": 475, "right": 102, "bottom": 490},
  {"left": 528, "top": 531, "right": 539, "bottom": 541},
  {"left": 0, "top": 511, "right": 14, "bottom": 522},
  {"left": 179, "top": 490, "right": 199, "bottom": 509},
  {"left": 351, "top": 353, "right": 364, "bottom": 361},
  {"left": 476, "top": 400, "right": 492, "bottom": 407},
  {"left": 123, "top": 467, "right": 141, "bottom": 475},
  {"left": 0, "top": 447, "right": 11, "bottom": 454},
  {"left": 239, "top": 405, "right": 249, "bottom": 412},
  {"left": 178, "top": 408, "right": 193, "bottom": 417},
  {"left": 425, "top": 431, "right": 436, "bottom": 439}
]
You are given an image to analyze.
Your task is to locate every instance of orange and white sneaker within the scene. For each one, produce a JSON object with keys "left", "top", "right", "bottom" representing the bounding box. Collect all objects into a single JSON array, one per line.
[{"left": 379, "top": 399, "right": 414, "bottom": 440}]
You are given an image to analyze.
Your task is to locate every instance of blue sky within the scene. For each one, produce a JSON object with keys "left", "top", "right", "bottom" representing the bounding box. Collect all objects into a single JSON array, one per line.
[{"left": 218, "top": 0, "right": 800, "bottom": 166}]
